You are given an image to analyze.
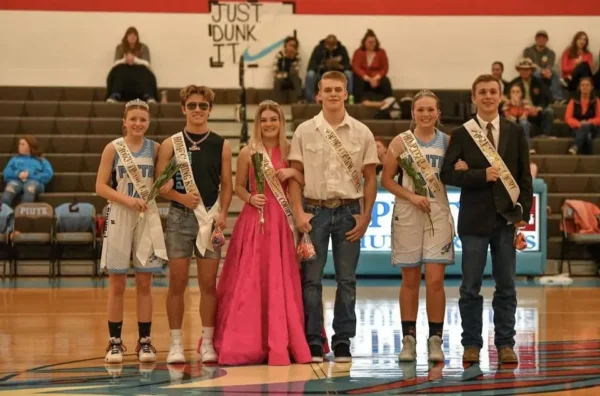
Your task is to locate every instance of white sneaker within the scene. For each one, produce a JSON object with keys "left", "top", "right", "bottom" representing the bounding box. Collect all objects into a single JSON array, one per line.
[
  {"left": 398, "top": 335, "right": 416, "bottom": 362},
  {"left": 104, "top": 337, "right": 126, "bottom": 364},
  {"left": 428, "top": 335, "right": 444, "bottom": 362},
  {"left": 136, "top": 337, "right": 157, "bottom": 363},
  {"left": 167, "top": 343, "right": 185, "bottom": 364},
  {"left": 199, "top": 339, "right": 218, "bottom": 363}
]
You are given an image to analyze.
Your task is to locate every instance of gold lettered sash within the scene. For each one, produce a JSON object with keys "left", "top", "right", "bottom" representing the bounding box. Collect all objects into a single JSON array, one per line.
[
  {"left": 171, "top": 132, "right": 220, "bottom": 256},
  {"left": 320, "top": 127, "right": 363, "bottom": 194},
  {"left": 259, "top": 145, "right": 299, "bottom": 246},
  {"left": 398, "top": 130, "right": 455, "bottom": 238},
  {"left": 463, "top": 119, "right": 520, "bottom": 206},
  {"left": 112, "top": 138, "right": 167, "bottom": 265}
]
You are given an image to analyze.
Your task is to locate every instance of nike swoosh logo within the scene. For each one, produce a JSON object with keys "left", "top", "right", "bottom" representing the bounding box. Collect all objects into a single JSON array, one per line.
[{"left": 243, "top": 38, "right": 286, "bottom": 62}]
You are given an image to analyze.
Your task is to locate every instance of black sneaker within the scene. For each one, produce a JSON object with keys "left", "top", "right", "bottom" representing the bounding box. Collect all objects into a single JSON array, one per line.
[
  {"left": 309, "top": 345, "right": 323, "bottom": 363},
  {"left": 334, "top": 343, "right": 352, "bottom": 362}
]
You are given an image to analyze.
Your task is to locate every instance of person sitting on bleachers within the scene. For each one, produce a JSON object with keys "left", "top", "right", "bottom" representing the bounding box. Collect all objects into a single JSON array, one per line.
[
  {"left": 508, "top": 58, "right": 554, "bottom": 137},
  {"left": 560, "top": 31, "right": 594, "bottom": 93},
  {"left": 523, "top": 30, "right": 565, "bottom": 103},
  {"left": 272, "top": 36, "right": 303, "bottom": 104},
  {"left": 566, "top": 77, "right": 600, "bottom": 155},
  {"left": 106, "top": 27, "right": 158, "bottom": 103},
  {"left": 305, "top": 34, "right": 353, "bottom": 103},
  {"left": 491, "top": 61, "right": 510, "bottom": 109},
  {"left": 374, "top": 136, "right": 388, "bottom": 176},
  {"left": 1, "top": 135, "right": 53, "bottom": 208},
  {"left": 351, "top": 30, "right": 393, "bottom": 105},
  {"left": 502, "top": 83, "right": 533, "bottom": 153}
]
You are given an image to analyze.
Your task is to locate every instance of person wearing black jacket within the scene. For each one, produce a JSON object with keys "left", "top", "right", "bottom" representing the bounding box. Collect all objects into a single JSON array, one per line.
[
  {"left": 508, "top": 58, "right": 554, "bottom": 136},
  {"left": 304, "top": 35, "right": 353, "bottom": 103},
  {"left": 440, "top": 74, "right": 533, "bottom": 365}
]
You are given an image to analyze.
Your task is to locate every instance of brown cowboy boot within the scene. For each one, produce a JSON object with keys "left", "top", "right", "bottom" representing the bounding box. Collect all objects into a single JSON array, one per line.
[
  {"left": 462, "top": 347, "right": 480, "bottom": 363},
  {"left": 498, "top": 346, "right": 518, "bottom": 364}
]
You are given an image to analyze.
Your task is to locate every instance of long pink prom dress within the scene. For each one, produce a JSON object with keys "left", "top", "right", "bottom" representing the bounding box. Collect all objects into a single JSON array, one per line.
[{"left": 213, "top": 147, "right": 312, "bottom": 365}]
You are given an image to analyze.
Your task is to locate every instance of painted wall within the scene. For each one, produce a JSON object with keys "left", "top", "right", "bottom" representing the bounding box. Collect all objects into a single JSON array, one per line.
[{"left": 1, "top": 1, "right": 599, "bottom": 89}]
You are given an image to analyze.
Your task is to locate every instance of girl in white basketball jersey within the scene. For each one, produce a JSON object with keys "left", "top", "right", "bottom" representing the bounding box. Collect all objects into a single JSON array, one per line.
[
  {"left": 381, "top": 90, "right": 467, "bottom": 363},
  {"left": 96, "top": 99, "right": 167, "bottom": 364}
]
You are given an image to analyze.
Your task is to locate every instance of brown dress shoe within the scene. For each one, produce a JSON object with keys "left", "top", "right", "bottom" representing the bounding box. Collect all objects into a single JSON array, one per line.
[
  {"left": 462, "top": 347, "right": 480, "bottom": 362},
  {"left": 498, "top": 346, "right": 518, "bottom": 364}
]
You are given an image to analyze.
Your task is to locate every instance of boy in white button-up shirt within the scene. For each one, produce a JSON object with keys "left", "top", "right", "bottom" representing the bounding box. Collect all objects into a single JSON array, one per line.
[{"left": 288, "top": 71, "right": 379, "bottom": 363}]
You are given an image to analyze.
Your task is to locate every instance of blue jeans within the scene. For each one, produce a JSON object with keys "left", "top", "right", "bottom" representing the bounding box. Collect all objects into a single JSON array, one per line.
[
  {"left": 529, "top": 106, "right": 554, "bottom": 136},
  {"left": 301, "top": 201, "right": 361, "bottom": 349},
  {"left": 572, "top": 124, "right": 599, "bottom": 154},
  {"left": 459, "top": 222, "right": 517, "bottom": 349},
  {"left": 518, "top": 119, "right": 532, "bottom": 148},
  {"left": 1, "top": 179, "right": 44, "bottom": 207},
  {"left": 305, "top": 69, "right": 354, "bottom": 103},
  {"left": 534, "top": 68, "right": 563, "bottom": 101}
]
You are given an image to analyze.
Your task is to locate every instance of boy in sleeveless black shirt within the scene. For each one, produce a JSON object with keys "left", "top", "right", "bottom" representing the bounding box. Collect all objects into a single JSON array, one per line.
[{"left": 156, "top": 85, "right": 233, "bottom": 364}]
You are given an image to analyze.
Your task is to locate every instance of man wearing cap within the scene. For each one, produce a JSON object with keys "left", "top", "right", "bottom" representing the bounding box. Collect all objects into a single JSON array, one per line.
[
  {"left": 522, "top": 30, "right": 564, "bottom": 103},
  {"left": 508, "top": 58, "right": 554, "bottom": 139}
]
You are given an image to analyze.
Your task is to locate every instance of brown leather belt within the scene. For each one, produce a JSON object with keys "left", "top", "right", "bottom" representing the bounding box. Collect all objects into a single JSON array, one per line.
[{"left": 305, "top": 198, "right": 359, "bottom": 209}]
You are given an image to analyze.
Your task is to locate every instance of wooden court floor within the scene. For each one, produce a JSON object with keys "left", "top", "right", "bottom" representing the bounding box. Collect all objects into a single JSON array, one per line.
[{"left": 2, "top": 277, "right": 600, "bottom": 395}]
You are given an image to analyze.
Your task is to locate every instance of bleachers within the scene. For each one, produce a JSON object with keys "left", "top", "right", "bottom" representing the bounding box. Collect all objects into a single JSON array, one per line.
[{"left": 1, "top": 85, "right": 599, "bottom": 275}]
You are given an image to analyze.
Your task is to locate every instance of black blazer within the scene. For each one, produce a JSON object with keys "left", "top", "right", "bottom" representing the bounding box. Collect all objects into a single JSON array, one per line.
[{"left": 440, "top": 117, "right": 533, "bottom": 236}]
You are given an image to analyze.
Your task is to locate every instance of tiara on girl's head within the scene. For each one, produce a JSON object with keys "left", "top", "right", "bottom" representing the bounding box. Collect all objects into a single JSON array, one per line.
[
  {"left": 414, "top": 89, "right": 437, "bottom": 98},
  {"left": 259, "top": 99, "right": 279, "bottom": 106},
  {"left": 125, "top": 98, "right": 149, "bottom": 109}
]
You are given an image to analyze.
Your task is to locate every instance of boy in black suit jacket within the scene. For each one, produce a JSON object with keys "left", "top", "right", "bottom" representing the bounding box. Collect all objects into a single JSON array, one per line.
[{"left": 440, "top": 74, "right": 533, "bottom": 365}]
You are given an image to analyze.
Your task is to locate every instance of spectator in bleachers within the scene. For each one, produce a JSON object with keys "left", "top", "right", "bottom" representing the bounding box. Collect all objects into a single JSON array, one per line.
[
  {"left": 272, "top": 36, "right": 303, "bottom": 104},
  {"left": 106, "top": 27, "right": 158, "bottom": 104},
  {"left": 491, "top": 61, "right": 510, "bottom": 110},
  {"left": 1, "top": 136, "right": 53, "bottom": 208},
  {"left": 561, "top": 31, "right": 594, "bottom": 93},
  {"left": 502, "top": 83, "right": 533, "bottom": 153},
  {"left": 374, "top": 136, "right": 388, "bottom": 176},
  {"left": 509, "top": 58, "right": 554, "bottom": 137},
  {"left": 351, "top": 30, "right": 393, "bottom": 104},
  {"left": 523, "top": 30, "right": 564, "bottom": 103},
  {"left": 566, "top": 77, "right": 600, "bottom": 155},
  {"left": 305, "top": 34, "right": 353, "bottom": 103}
]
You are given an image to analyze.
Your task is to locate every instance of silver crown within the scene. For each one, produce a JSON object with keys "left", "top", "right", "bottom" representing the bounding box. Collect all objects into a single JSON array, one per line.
[
  {"left": 259, "top": 99, "right": 279, "bottom": 106},
  {"left": 125, "top": 98, "right": 149, "bottom": 109},
  {"left": 414, "top": 89, "right": 437, "bottom": 98}
]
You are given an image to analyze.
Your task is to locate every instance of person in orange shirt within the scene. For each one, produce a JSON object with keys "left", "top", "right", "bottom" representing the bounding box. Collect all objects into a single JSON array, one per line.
[
  {"left": 561, "top": 31, "right": 594, "bottom": 93},
  {"left": 566, "top": 78, "right": 600, "bottom": 155},
  {"left": 502, "top": 84, "right": 533, "bottom": 153}
]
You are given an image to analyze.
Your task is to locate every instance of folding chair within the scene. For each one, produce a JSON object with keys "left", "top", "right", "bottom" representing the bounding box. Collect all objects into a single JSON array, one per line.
[
  {"left": 54, "top": 201, "right": 97, "bottom": 277},
  {"left": 560, "top": 202, "right": 600, "bottom": 276},
  {"left": 11, "top": 202, "right": 54, "bottom": 277},
  {"left": 0, "top": 203, "right": 14, "bottom": 277}
]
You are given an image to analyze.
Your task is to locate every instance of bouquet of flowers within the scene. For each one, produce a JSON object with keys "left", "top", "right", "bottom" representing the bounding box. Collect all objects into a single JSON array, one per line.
[
  {"left": 297, "top": 233, "right": 316, "bottom": 261},
  {"left": 514, "top": 230, "right": 527, "bottom": 251},
  {"left": 250, "top": 151, "right": 265, "bottom": 233},
  {"left": 137, "top": 156, "right": 181, "bottom": 224},
  {"left": 397, "top": 155, "right": 434, "bottom": 236}
]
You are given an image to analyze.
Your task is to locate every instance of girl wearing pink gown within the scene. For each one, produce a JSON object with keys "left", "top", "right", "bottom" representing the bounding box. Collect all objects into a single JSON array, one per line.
[{"left": 213, "top": 100, "right": 312, "bottom": 366}]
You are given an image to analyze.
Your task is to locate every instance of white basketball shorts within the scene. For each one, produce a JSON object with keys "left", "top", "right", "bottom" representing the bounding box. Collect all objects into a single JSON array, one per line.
[
  {"left": 100, "top": 202, "right": 165, "bottom": 274},
  {"left": 391, "top": 200, "right": 455, "bottom": 267}
]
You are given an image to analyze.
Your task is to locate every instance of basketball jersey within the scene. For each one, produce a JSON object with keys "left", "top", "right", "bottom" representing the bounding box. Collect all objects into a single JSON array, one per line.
[
  {"left": 171, "top": 131, "right": 224, "bottom": 208},
  {"left": 398, "top": 130, "right": 448, "bottom": 202},
  {"left": 111, "top": 138, "right": 156, "bottom": 198}
]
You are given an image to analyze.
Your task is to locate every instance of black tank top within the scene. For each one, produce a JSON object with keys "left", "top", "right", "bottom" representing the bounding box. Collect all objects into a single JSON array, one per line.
[{"left": 172, "top": 130, "right": 224, "bottom": 208}]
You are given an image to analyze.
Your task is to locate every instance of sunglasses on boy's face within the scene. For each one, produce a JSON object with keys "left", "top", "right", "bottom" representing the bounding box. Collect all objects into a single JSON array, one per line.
[{"left": 185, "top": 102, "right": 210, "bottom": 111}]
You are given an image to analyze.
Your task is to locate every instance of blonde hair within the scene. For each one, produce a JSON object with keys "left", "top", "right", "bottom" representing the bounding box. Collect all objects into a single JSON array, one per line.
[
  {"left": 122, "top": 99, "right": 150, "bottom": 136},
  {"left": 410, "top": 89, "right": 442, "bottom": 131},
  {"left": 318, "top": 70, "right": 348, "bottom": 89},
  {"left": 250, "top": 100, "right": 289, "bottom": 158}
]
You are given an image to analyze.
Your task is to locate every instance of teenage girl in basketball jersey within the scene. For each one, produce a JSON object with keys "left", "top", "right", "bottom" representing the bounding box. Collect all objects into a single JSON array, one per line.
[
  {"left": 381, "top": 90, "right": 467, "bottom": 362},
  {"left": 96, "top": 99, "right": 166, "bottom": 364}
]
